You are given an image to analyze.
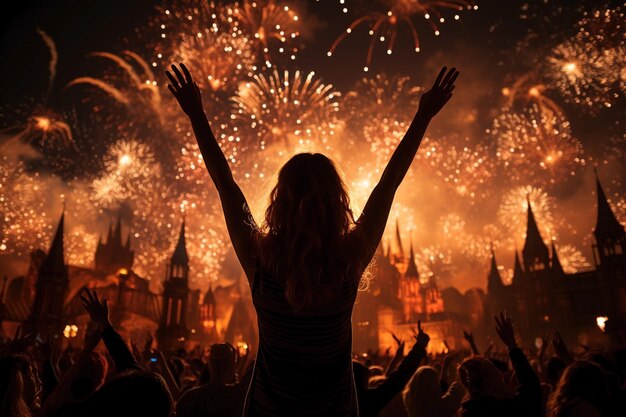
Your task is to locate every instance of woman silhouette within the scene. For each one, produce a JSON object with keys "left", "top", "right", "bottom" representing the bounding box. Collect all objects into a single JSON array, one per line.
[{"left": 167, "top": 63, "right": 458, "bottom": 417}]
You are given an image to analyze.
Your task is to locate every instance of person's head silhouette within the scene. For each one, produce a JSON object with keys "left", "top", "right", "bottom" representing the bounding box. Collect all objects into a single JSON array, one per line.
[{"left": 260, "top": 152, "right": 361, "bottom": 309}]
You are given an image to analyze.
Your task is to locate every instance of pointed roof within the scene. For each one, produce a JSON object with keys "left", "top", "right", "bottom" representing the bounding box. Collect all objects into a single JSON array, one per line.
[
  {"left": 171, "top": 220, "right": 189, "bottom": 265},
  {"left": 40, "top": 212, "right": 66, "bottom": 273},
  {"left": 513, "top": 250, "right": 524, "bottom": 283},
  {"left": 405, "top": 239, "right": 419, "bottom": 279},
  {"left": 551, "top": 241, "right": 565, "bottom": 275},
  {"left": 593, "top": 170, "right": 625, "bottom": 240},
  {"left": 395, "top": 220, "right": 404, "bottom": 259},
  {"left": 203, "top": 285, "right": 215, "bottom": 306},
  {"left": 522, "top": 196, "right": 550, "bottom": 269},
  {"left": 487, "top": 249, "right": 505, "bottom": 293},
  {"left": 113, "top": 215, "right": 123, "bottom": 247},
  {"left": 125, "top": 233, "right": 132, "bottom": 250},
  {"left": 106, "top": 221, "right": 113, "bottom": 244}
]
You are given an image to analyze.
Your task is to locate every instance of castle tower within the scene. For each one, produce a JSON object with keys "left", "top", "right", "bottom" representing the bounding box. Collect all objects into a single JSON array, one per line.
[
  {"left": 487, "top": 249, "right": 506, "bottom": 295},
  {"left": 157, "top": 220, "right": 190, "bottom": 350},
  {"left": 522, "top": 198, "right": 550, "bottom": 272},
  {"left": 95, "top": 215, "right": 134, "bottom": 274},
  {"left": 24, "top": 212, "right": 69, "bottom": 338},
  {"left": 592, "top": 171, "right": 626, "bottom": 269},
  {"left": 551, "top": 242, "right": 565, "bottom": 275},
  {"left": 512, "top": 250, "right": 524, "bottom": 285},
  {"left": 399, "top": 240, "right": 422, "bottom": 322},
  {"left": 422, "top": 274, "right": 444, "bottom": 316},
  {"left": 391, "top": 219, "right": 406, "bottom": 267},
  {"left": 201, "top": 285, "right": 217, "bottom": 339},
  {"left": 485, "top": 249, "right": 510, "bottom": 338}
]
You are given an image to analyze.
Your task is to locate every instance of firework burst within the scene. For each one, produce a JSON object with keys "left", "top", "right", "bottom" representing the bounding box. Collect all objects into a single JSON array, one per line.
[
  {"left": 547, "top": 6, "right": 625, "bottom": 111},
  {"left": 419, "top": 136, "right": 494, "bottom": 200},
  {"left": 232, "top": 69, "right": 340, "bottom": 152},
  {"left": 151, "top": 0, "right": 255, "bottom": 92},
  {"left": 490, "top": 104, "right": 584, "bottom": 185},
  {"left": 328, "top": 0, "right": 477, "bottom": 71},
  {"left": 501, "top": 73, "right": 563, "bottom": 120},
  {"left": 0, "top": 156, "right": 56, "bottom": 256},
  {"left": 498, "top": 185, "right": 557, "bottom": 246},
  {"left": 233, "top": 0, "right": 300, "bottom": 67},
  {"left": 553, "top": 244, "right": 590, "bottom": 274},
  {"left": 343, "top": 74, "right": 421, "bottom": 167}
]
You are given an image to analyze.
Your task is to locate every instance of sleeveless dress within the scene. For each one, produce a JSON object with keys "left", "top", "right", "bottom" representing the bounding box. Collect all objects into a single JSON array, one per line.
[{"left": 243, "top": 266, "right": 360, "bottom": 417}]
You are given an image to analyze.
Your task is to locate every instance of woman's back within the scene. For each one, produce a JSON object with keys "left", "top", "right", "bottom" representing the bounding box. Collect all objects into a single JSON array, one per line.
[{"left": 245, "top": 267, "right": 359, "bottom": 417}]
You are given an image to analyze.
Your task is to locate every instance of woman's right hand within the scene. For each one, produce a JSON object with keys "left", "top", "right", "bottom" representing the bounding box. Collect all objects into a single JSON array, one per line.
[
  {"left": 166, "top": 63, "right": 204, "bottom": 117},
  {"left": 417, "top": 67, "right": 459, "bottom": 119}
]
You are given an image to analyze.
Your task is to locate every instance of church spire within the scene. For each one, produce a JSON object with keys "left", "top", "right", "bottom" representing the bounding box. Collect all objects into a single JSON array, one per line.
[
  {"left": 41, "top": 212, "right": 66, "bottom": 273},
  {"left": 113, "top": 215, "right": 123, "bottom": 247},
  {"left": 395, "top": 219, "right": 405, "bottom": 260},
  {"left": 405, "top": 238, "right": 419, "bottom": 279},
  {"left": 106, "top": 221, "right": 113, "bottom": 244},
  {"left": 551, "top": 241, "right": 565, "bottom": 275},
  {"left": 487, "top": 249, "right": 505, "bottom": 293},
  {"left": 593, "top": 170, "right": 625, "bottom": 242},
  {"left": 172, "top": 219, "right": 189, "bottom": 266},
  {"left": 522, "top": 196, "right": 550, "bottom": 272},
  {"left": 513, "top": 250, "right": 524, "bottom": 284}
]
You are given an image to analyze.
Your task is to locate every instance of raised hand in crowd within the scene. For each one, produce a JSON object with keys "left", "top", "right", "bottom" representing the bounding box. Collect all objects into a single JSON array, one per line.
[
  {"left": 463, "top": 330, "right": 480, "bottom": 355},
  {"left": 80, "top": 288, "right": 112, "bottom": 330},
  {"left": 495, "top": 311, "right": 518, "bottom": 349}
]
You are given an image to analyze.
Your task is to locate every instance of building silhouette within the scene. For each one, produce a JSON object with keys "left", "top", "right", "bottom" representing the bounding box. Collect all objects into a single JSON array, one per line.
[
  {"left": 0, "top": 213, "right": 257, "bottom": 351},
  {"left": 484, "top": 173, "right": 626, "bottom": 346}
]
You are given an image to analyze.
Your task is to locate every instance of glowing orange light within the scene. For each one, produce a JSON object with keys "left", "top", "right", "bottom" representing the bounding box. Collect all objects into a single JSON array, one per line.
[
  {"left": 563, "top": 62, "right": 577, "bottom": 74},
  {"left": 35, "top": 116, "right": 51, "bottom": 131}
]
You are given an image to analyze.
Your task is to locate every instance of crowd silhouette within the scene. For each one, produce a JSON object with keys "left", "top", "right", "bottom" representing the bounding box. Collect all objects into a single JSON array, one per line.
[
  {"left": 2, "top": 295, "right": 625, "bottom": 417},
  {"left": 2, "top": 63, "right": 625, "bottom": 417}
]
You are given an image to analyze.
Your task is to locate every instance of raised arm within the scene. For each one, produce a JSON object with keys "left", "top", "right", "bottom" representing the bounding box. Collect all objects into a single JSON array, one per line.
[
  {"left": 167, "top": 64, "right": 257, "bottom": 280},
  {"left": 355, "top": 67, "right": 458, "bottom": 255}
]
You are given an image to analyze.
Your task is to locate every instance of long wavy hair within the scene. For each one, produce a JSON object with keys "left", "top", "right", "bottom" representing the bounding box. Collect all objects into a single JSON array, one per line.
[
  {"left": 258, "top": 153, "right": 362, "bottom": 309},
  {"left": 547, "top": 361, "right": 608, "bottom": 417}
]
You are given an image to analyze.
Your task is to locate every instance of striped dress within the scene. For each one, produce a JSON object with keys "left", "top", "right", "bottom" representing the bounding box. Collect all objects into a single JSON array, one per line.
[{"left": 243, "top": 267, "right": 360, "bottom": 417}]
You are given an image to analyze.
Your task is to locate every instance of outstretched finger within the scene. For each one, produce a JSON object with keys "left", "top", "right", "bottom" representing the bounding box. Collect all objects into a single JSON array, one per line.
[
  {"left": 433, "top": 67, "right": 447, "bottom": 88},
  {"left": 440, "top": 67, "right": 456, "bottom": 87},
  {"left": 165, "top": 71, "right": 180, "bottom": 90},
  {"left": 171, "top": 64, "right": 186, "bottom": 86},
  {"left": 167, "top": 84, "right": 179, "bottom": 98},
  {"left": 443, "top": 71, "right": 459, "bottom": 91},
  {"left": 418, "top": 319, "right": 422, "bottom": 333},
  {"left": 79, "top": 294, "right": 90, "bottom": 307},
  {"left": 83, "top": 288, "right": 95, "bottom": 304},
  {"left": 91, "top": 290, "right": 99, "bottom": 307},
  {"left": 180, "top": 63, "right": 193, "bottom": 84}
]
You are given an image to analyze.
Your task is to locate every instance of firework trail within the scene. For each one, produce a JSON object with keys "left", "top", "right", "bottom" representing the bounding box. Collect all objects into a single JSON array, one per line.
[
  {"left": 36, "top": 28, "right": 58, "bottom": 99},
  {"left": 328, "top": 0, "right": 477, "bottom": 71},
  {"left": 67, "top": 51, "right": 163, "bottom": 121},
  {"left": 501, "top": 72, "right": 564, "bottom": 120}
]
